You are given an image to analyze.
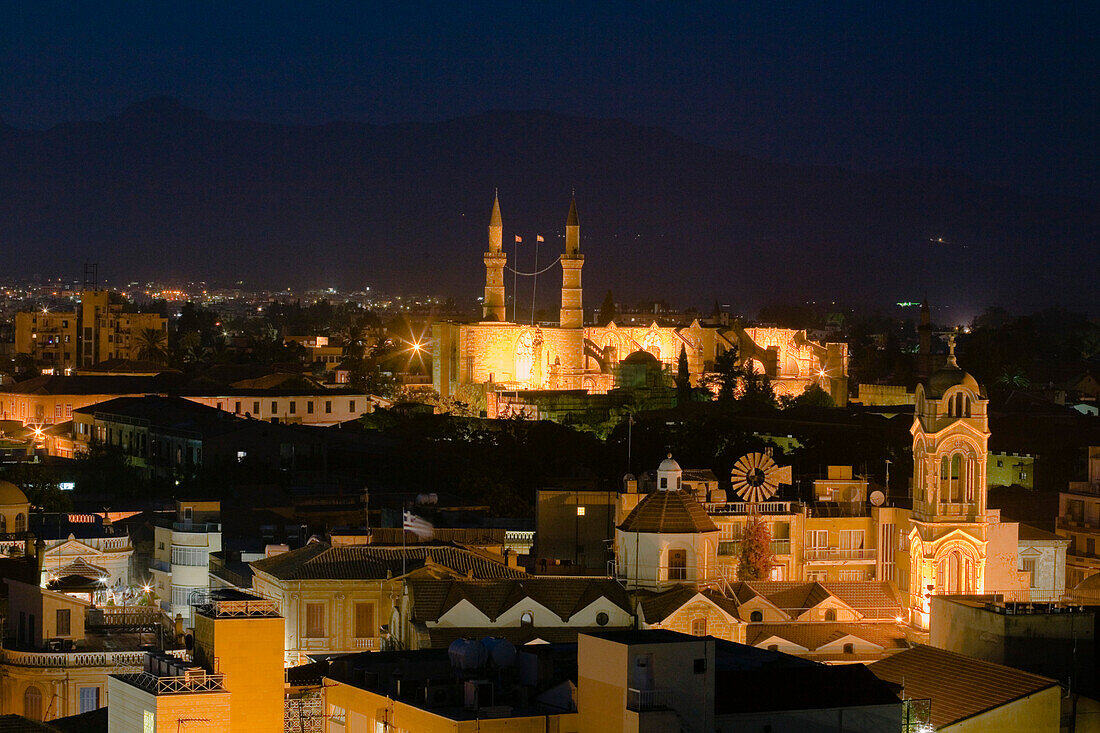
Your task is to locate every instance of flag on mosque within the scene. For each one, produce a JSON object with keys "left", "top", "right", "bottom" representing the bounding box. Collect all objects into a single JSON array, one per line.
[
  {"left": 536, "top": 234, "right": 544, "bottom": 242},
  {"left": 403, "top": 510, "right": 434, "bottom": 540},
  {"left": 515, "top": 235, "right": 522, "bottom": 243}
]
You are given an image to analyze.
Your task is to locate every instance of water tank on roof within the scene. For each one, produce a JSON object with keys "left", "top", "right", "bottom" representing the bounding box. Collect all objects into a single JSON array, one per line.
[
  {"left": 416, "top": 493, "right": 439, "bottom": 505},
  {"left": 448, "top": 638, "right": 488, "bottom": 671},
  {"left": 481, "top": 637, "right": 516, "bottom": 668}
]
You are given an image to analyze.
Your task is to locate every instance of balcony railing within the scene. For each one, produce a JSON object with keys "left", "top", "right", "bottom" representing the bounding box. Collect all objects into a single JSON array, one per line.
[
  {"left": 804, "top": 547, "right": 877, "bottom": 562},
  {"left": 627, "top": 688, "right": 671, "bottom": 711},
  {"left": 705, "top": 501, "right": 793, "bottom": 515},
  {"left": 124, "top": 671, "right": 227, "bottom": 694},
  {"left": 0, "top": 648, "right": 146, "bottom": 668},
  {"left": 352, "top": 637, "right": 379, "bottom": 650},
  {"left": 718, "top": 539, "right": 791, "bottom": 556}
]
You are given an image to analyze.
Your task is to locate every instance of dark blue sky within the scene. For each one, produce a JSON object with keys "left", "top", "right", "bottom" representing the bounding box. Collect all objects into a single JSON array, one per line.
[{"left": 3, "top": 2, "right": 1098, "bottom": 197}]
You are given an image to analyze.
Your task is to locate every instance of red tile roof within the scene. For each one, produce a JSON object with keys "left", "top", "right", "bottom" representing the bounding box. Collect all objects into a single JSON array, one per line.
[{"left": 617, "top": 490, "right": 718, "bottom": 533}]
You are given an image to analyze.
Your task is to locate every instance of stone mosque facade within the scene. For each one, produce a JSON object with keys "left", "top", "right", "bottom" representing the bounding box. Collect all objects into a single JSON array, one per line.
[{"left": 431, "top": 195, "right": 849, "bottom": 406}]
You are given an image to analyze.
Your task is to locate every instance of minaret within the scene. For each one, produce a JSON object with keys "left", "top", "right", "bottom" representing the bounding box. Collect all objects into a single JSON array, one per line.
[
  {"left": 483, "top": 191, "right": 507, "bottom": 321},
  {"left": 559, "top": 195, "right": 584, "bottom": 328}
]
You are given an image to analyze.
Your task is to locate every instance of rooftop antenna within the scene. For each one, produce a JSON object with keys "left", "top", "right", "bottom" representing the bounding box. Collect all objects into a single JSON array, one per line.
[{"left": 83, "top": 263, "right": 98, "bottom": 290}]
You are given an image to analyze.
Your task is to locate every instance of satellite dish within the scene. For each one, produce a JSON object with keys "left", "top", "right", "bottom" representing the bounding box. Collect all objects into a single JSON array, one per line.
[
  {"left": 869, "top": 490, "right": 886, "bottom": 507},
  {"left": 731, "top": 452, "right": 792, "bottom": 503}
]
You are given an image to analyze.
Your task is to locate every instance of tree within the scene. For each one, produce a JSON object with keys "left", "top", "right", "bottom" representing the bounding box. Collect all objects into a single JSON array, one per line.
[
  {"left": 737, "top": 513, "right": 773, "bottom": 580},
  {"left": 700, "top": 347, "right": 740, "bottom": 403},
  {"left": 675, "top": 345, "right": 692, "bottom": 405},
  {"left": 598, "top": 290, "right": 616, "bottom": 326},
  {"left": 135, "top": 328, "right": 169, "bottom": 363}
]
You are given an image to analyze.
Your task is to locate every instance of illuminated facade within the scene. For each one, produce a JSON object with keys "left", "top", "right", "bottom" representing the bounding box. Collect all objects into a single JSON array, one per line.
[{"left": 432, "top": 195, "right": 849, "bottom": 408}]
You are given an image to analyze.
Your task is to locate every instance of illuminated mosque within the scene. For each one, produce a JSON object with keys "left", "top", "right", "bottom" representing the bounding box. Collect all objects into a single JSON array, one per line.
[{"left": 431, "top": 194, "right": 849, "bottom": 408}]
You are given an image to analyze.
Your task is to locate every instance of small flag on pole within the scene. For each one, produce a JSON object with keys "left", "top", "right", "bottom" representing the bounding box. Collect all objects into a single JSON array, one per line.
[
  {"left": 515, "top": 235, "right": 523, "bottom": 243},
  {"left": 403, "top": 510, "right": 434, "bottom": 540},
  {"left": 536, "top": 234, "right": 544, "bottom": 242}
]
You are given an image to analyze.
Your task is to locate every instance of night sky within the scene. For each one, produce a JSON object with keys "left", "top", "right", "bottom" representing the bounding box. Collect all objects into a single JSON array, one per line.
[{"left": 5, "top": 2, "right": 1097, "bottom": 198}]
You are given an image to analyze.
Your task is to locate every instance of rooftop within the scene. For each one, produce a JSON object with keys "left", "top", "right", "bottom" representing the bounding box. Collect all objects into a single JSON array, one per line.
[
  {"left": 250, "top": 541, "right": 525, "bottom": 581},
  {"left": 869, "top": 645, "right": 1058, "bottom": 729},
  {"left": 617, "top": 489, "right": 718, "bottom": 534}
]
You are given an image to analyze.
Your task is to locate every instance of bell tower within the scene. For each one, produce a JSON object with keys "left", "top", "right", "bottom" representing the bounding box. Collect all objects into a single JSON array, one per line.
[
  {"left": 908, "top": 335, "right": 991, "bottom": 628},
  {"left": 483, "top": 191, "right": 507, "bottom": 321},
  {"left": 559, "top": 195, "right": 584, "bottom": 329}
]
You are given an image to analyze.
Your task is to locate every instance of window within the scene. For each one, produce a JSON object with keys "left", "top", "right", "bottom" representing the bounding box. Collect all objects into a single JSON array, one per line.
[
  {"left": 839, "top": 530, "right": 864, "bottom": 557},
  {"left": 576, "top": 506, "right": 585, "bottom": 516},
  {"left": 24, "top": 686, "right": 42, "bottom": 721},
  {"left": 56, "top": 608, "right": 71, "bottom": 636},
  {"left": 660, "top": 477, "right": 668, "bottom": 489},
  {"left": 254, "top": 401, "right": 261, "bottom": 415},
  {"left": 14, "top": 513, "right": 25, "bottom": 533},
  {"left": 806, "top": 570, "right": 827, "bottom": 582},
  {"left": 216, "top": 402, "right": 223, "bottom": 410},
  {"left": 596, "top": 612, "right": 609, "bottom": 626},
  {"left": 172, "top": 547, "right": 209, "bottom": 566},
  {"left": 305, "top": 603, "right": 325, "bottom": 637},
  {"left": 289, "top": 401, "right": 296, "bottom": 414},
  {"left": 349, "top": 400, "right": 355, "bottom": 412},
  {"left": 807, "top": 530, "right": 827, "bottom": 548},
  {"left": 272, "top": 401, "right": 278, "bottom": 414},
  {"left": 520, "top": 611, "right": 534, "bottom": 626},
  {"left": 767, "top": 644, "right": 778, "bottom": 651},
  {"left": 1021, "top": 557, "right": 1037, "bottom": 588},
  {"left": 79, "top": 686, "right": 100, "bottom": 713},
  {"left": 750, "top": 610, "right": 763, "bottom": 622},
  {"left": 325, "top": 400, "right": 332, "bottom": 414},
  {"left": 329, "top": 705, "right": 346, "bottom": 726},
  {"left": 824, "top": 608, "right": 837, "bottom": 622},
  {"left": 234, "top": 401, "right": 241, "bottom": 414},
  {"left": 306, "top": 401, "right": 314, "bottom": 414},
  {"left": 354, "top": 602, "right": 374, "bottom": 638},
  {"left": 668, "top": 549, "right": 687, "bottom": 580},
  {"left": 691, "top": 617, "right": 707, "bottom": 636},
  {"left": 839, "top": 570, "right": 863, "bottom": 581},
  {"left": 843, "top": 643, "right": 855, "bottom": 655}
]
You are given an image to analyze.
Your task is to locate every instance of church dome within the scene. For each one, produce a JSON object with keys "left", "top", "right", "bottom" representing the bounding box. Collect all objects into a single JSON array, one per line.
[
  {"left": 617, "top": 490, "right": 718, "bottom": 534},
  {"left": 622, "top": 350, "right": 659, "bottom": 366},
  {"left": 658, "top": 456, "right": 682, "bottom": 473},
  {"left": 0, "top": 481, "right": 28, "bottom": 506},
  {"left": 926, "top": 365, "right": 982, "bottom": 399}
]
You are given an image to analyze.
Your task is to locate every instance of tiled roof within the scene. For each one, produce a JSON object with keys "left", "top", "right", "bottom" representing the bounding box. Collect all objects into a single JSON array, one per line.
[
  {"left": 746, "top": 622, "right": 909, "bottom": 653},
  {"left": 617, "top": 490, "right": 718, "bottom": 534},
  {"left": 641, "top": 581, "right": 902, "bottom": 624},
  {"left": 869, "top": 645, "right": 1058, "bottom": 729},
  {"left": 715, "top": 664, "right": 901, "bottom": 715},
  {"left": 409, "top": 577, "right": 632, "bottom": 622},
  {"left": 747, "top": 581, "right": 903, "bottom": 620},
  {"left": 1018, "top": 523, "right": 1066, "bottom": 542},
  {"left": 639, "top": 587, "right": 741, "bottom": 624},
  {"left": 250, "top": 542, "right": 525, "bottom": 581}
]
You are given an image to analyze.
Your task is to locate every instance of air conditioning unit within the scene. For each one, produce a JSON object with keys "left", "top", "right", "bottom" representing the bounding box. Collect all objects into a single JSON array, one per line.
[
  {"left": 183, "top": 668, "right": 206, "bottom": 685},
  {"left": 423, "top": 683, "right": 461, "bottom": 708}
]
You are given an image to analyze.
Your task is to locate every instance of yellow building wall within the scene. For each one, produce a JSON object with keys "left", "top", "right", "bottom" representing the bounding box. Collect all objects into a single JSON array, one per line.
[
  {"left": 943, "top": 686, "right": 1060, "bottom": 733},
  {"left": 107, "top": 677, "right": 231, "bottom": 733},
  {"left": 658, "top": 600, "right": 743, "bottom": 642},
  {"left": 195, "top": 613, "right": 284, "bottom": 733}
]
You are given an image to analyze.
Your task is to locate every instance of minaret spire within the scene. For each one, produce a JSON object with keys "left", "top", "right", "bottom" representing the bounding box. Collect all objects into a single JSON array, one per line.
[
  {"left": 483, "top": 191, "right": 507, "bottom": 321},
  {"left": 560, "top": 193, "right": 584, "bottom": 328}
]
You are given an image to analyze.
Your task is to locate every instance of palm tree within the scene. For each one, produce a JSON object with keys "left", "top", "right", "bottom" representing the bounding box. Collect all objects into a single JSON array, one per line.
[{"left": 134, "top": 328, "right": 169, "bottom": 364}]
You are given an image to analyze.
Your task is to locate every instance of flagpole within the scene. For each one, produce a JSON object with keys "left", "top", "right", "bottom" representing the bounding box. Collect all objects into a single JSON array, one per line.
[
  {"left": 531, "top": 234, "right": 539, "bottom": 325},
  {"left": 512, "top": 235, "right": 519, "bottom": 323}
]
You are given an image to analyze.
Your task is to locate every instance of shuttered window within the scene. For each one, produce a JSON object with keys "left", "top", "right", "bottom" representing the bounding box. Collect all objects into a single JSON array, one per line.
[
  {"left": 354, "top": 603, "right": 374, "bottom": 638},
  {"left": 305, "top": 603, "right": 325, "bottom": 638}
]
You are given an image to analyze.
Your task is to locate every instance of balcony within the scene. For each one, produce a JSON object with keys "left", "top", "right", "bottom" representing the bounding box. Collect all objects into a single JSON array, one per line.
[
  {"left": 352, "top": 637, "right": 379, "bottom": 650},
  {"left": 705, "top": 501, "right": 794, "bottom": 515},
  {"left": 804, "top": 547, "right": 877, "bottom": 562},
  {"left": 627, "top": 687, "right": 672, "bottom": 711},
  {"left": 0, "top": 648, "right": 146, "bottom": 668},
  {"left": 718, "top": 539, "right": 791, "bottom": 556},
  {"left": 123, "top": 671, "right": 227, "bottom": 694}
]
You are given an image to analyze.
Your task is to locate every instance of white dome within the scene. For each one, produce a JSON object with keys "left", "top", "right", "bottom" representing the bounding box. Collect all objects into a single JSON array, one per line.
[{"left": 658, "top": 456, "right": 682, "bottom": 473}]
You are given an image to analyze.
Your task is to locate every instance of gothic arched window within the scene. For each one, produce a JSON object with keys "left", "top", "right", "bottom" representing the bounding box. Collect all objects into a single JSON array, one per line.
[{"left": 950, "top": 454, "right": 963, "bottom": 502}]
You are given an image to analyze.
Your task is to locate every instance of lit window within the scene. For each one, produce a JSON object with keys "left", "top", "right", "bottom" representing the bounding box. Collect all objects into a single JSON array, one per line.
[{"left": 576, "top": 506, "right": 585, "bottom": 516}]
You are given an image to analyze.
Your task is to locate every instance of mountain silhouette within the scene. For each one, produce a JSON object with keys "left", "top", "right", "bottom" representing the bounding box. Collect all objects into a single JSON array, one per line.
[{"left": 1, "top": 100, "right": 1095, "bottom": 315}]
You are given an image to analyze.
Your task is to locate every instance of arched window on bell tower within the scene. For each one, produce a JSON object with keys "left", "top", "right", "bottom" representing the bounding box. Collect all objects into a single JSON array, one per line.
[{"left": 950, "top": 454, "right": 962, "bottom": 502}]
